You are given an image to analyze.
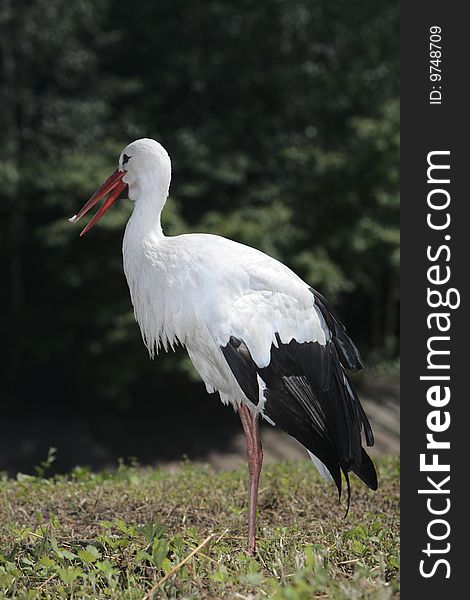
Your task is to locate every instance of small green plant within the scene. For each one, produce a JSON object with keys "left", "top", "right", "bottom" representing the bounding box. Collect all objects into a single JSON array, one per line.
[
  {"left": 0, "top": 457, "right": 399, "bottom": 599},
  {"left": 34, "top": 447, "right": 57, "bottom": 479}
]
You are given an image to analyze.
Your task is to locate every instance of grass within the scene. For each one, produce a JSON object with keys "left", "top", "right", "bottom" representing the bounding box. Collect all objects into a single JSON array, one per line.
[{"left": 0, "top": 456, "right": 399, "bottom": 599}]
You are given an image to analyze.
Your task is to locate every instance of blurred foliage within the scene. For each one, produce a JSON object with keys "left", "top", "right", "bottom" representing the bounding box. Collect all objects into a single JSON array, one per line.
[{"left": 0, "top": 0, "right": 399, "bottom": 415}]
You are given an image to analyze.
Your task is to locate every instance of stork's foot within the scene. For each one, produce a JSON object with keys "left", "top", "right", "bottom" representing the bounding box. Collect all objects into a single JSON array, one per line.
[{"left": 239, "top": 404, "right": 263, "bottom": 557}]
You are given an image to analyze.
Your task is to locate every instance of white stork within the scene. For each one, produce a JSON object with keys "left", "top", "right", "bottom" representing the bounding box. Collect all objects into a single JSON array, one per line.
[{"left": 70, "top": 138, "right": 377, "bottom": 555}]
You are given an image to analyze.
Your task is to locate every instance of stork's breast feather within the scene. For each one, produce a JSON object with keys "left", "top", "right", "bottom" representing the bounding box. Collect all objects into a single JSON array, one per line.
[{"left": 125, "top": 232, "right": 329, "bottom": 365}]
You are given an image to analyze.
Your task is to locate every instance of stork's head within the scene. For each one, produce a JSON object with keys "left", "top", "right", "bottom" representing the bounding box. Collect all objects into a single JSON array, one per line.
[{"left": 70, "top": 138, "right": 171, "bottom": 236}]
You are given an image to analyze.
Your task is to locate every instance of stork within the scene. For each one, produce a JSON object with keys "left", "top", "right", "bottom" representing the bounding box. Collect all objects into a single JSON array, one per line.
[{"left": 70, "top": 138, "right": 377, "bottom": 555}]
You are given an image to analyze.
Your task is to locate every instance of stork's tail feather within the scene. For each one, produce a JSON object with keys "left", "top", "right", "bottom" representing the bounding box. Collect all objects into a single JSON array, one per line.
[{"left": 352, "top": 449, "right": 378, "bottom": 491}]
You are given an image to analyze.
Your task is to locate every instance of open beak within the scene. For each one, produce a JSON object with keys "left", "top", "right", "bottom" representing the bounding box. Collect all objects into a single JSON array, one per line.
[{"left": 69, "top": 169, "right": 127, "bottom": 236}]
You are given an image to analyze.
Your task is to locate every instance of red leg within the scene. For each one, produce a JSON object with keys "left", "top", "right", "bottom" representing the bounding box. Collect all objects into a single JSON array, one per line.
[{"left": 239, "top": 404, "right": 263, "bottom": 555}]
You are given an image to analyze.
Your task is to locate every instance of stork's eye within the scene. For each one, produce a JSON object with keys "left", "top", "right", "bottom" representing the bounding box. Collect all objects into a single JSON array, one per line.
[{"left": 122, "top": 154, "right": 131, "bottom": 165}]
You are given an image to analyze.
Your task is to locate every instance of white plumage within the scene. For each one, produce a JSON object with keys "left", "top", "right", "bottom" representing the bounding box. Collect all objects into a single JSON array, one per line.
[
  {"left": 71, "top": 137, "right": 377, "bottom": 555},
  {"left": 125, "top": 232, "right": 327, "bottom": 404},
  {"left": 120, "top": 140, "right": 327, "bottom": 412}
]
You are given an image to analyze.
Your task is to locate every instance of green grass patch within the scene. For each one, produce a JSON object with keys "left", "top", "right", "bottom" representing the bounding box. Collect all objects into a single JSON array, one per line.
[{"left": 0, "top": 456, "right": 399, "bottom": 599}]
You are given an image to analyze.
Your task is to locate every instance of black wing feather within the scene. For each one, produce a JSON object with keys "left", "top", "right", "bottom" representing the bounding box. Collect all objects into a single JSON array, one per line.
[
  {"left": 220, "top": 287, "right": 377, "bottom": 511},
  {"left": 310, "top": 287, "right": 364, "bottom": 372},
  {"left": 221, "top": 337, "right": 260, "bottom": 405}
]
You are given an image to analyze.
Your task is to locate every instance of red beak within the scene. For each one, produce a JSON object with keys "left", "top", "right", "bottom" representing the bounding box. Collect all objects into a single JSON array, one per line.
[{"left": 69, "top": 169, "right": 127, "bottom": 236}]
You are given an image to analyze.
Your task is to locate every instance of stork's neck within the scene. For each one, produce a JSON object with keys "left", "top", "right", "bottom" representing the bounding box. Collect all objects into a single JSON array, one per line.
[
  {"left": 126, "top": 178, "right": 169, "bottom": 239},
  {"left": 122, "top": 177, "right": 178, "bottom": 355}
]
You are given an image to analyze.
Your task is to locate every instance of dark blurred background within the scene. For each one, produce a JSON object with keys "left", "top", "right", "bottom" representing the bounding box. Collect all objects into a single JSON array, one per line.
[{"left": 0, "top": 0, "right": 399, "bottom": 475}]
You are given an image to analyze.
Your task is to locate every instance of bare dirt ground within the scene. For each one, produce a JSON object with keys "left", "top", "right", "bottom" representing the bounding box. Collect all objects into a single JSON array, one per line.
[
  {"left": 1, "top": 377, "right": 398, "bottom": 475},
  {"left": 178, "top": 377, "right": 400, "bottom": 471}
]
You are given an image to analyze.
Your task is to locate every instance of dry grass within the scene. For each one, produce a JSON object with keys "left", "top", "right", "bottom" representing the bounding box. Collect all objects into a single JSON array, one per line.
[{"left": 0, "top": 456, "right": 399, "bottom": 599}]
